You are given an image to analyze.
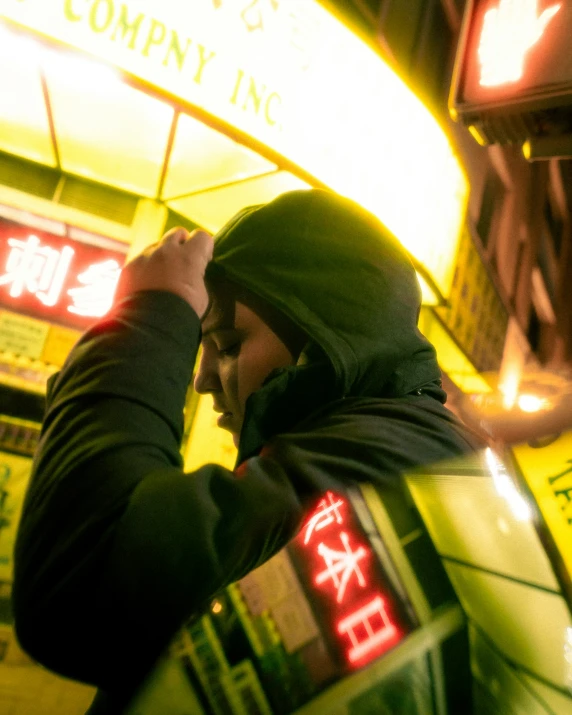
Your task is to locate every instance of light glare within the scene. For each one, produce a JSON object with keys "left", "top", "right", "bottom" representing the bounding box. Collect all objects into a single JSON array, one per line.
[
  {"left": 517, "top": 394, "right": 549, "bottom": 413},
  {"left": 485, "top": 447, "right": 532, "bottom": 521}
]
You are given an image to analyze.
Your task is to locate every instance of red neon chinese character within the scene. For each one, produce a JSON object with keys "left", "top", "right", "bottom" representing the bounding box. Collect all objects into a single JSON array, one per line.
[
  {"left": 0, "top": 235, "right": 74, "bottom": 306},
  {"left": 315, "top": 531, "right": 367, "bottom": 603},
  {"left": 478, "top": 0, "right": 561, "bottom": 86},
  {"left": 303, "top": 492, "right": 344, "bottom": 545},
  {"left": 67, "top": 259, "right": 121, "bottom": 317},
  {"left": 337, "top": 595, "right": 397, "bottom": 664}
]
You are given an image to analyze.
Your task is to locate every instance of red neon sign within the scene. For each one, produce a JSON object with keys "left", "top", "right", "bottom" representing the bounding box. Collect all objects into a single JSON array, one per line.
[
  {"left": 0, "top": 219, "right": 126, "bottom": 329},
  {"left": 289, "top": 491, "right": 409, "bottom": 669},
  {"left": 478, "top": 0, "right": 562, "bottom": 86}
]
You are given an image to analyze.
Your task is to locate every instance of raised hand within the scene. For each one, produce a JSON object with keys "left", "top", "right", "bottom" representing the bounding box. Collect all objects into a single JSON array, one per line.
[{"left": 115, "top": 227, "right": 214, "bottom": 318}]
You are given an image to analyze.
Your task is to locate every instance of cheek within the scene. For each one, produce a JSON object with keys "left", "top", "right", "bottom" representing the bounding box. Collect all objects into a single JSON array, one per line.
[
  {"left": 235, "top": 339, "right": 295, "bottom": 407},
  {"left": 235, "top": 351, "right": 269, "bottom": 409}
]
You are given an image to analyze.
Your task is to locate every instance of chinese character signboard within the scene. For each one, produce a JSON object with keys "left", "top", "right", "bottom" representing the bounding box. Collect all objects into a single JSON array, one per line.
[
  {"left": 0, "top": 219, "right": 126, "bottom": 329},
  {"left": 450, "top": 0, "right": 572, "bottom": 146},
  {"left": 288, "top": 491, "right": 411, "bottom": 670}
]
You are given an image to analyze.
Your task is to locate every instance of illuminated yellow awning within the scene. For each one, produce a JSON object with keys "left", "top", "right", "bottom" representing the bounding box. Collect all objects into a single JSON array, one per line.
[
  {"left": 419, "top": 308, "right": 492, "bottom": 394},
  {"left": 0, "top": 0, "right": 469, "bottom": 303}
]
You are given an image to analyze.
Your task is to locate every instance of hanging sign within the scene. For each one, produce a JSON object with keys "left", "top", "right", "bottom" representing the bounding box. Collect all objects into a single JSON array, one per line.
[
  {"left": 0, "top": 218, "right": 126, "bottom": 329},
  {"left": 288, "top": 491, "right": 411, "bottom": 669},
  {"left": 0, "top": 0, "right": 468, "bottom": 303}
]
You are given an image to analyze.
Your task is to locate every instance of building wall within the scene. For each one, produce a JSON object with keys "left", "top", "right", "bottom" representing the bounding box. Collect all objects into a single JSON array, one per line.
[{"left": 334, "top": 0, "right": 572, "bottom": 377}]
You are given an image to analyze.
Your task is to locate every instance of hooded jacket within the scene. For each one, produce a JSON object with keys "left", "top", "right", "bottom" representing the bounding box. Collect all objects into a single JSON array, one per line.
[{"left": 12, "top": 189, "right": 482, "bottom": 712}]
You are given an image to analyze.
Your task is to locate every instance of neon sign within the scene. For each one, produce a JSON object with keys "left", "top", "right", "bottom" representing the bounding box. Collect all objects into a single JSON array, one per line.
[
  {"left": 478, "top": 0, "right": 562, "bottom": 86},
  {"left": 0, "top": 219, "right": 126, "bottom": 329},
  {"left": 289, "top": 491, "right": 409, "bottom": 669}
]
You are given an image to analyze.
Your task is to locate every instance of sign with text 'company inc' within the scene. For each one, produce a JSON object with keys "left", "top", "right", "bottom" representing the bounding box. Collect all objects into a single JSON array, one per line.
[
  {"left": 0, "top": 218, "right": 126, "bottom": 329},
  {"left": 0, "top": 0, "right": 468, "bottom": 304}
]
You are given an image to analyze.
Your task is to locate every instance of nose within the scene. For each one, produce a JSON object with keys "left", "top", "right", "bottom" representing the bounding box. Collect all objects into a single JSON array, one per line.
[{"left": 194, "top": 347, "right": 221, "bottom": 395}]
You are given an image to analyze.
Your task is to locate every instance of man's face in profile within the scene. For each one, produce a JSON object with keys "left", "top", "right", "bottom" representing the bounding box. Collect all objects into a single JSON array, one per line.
[{"left": 194, "top": 282, "right": 304, "bottom": 446}]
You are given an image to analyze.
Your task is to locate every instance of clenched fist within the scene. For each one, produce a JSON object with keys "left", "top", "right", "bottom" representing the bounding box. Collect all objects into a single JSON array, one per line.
[{"left": 115, "top": 228, "right": 214, "bottom": 318}]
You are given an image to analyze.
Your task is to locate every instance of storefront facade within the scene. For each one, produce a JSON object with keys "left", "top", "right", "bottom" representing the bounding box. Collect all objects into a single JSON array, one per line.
[{"left": 1, "top": 2, "right": 571, "bottom": 714}]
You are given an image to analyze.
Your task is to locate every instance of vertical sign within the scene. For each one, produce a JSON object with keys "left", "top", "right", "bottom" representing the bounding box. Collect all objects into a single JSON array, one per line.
[{"left": 289, "top": 491, "right": 411, "bottom": 669}]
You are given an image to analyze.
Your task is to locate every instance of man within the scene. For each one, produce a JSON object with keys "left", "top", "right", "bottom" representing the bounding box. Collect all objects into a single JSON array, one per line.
[{"left": 12, "top": 189, "right": 481, "bottom": 712}]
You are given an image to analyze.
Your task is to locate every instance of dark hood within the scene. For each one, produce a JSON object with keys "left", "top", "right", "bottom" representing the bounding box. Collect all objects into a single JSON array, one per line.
[{"left": 210, "top": 189, "right": 445, "bottom": 461}]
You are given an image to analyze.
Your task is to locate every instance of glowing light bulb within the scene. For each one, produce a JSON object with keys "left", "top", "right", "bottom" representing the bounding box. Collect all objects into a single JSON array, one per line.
[{"left": 517, "top": 394, "right": 549, "bottom": 412}]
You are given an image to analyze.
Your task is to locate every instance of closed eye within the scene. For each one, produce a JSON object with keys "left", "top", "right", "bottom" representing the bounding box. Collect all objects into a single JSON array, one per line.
[{"left": 218, "top": 342, "right": 240, "bottom": 357}]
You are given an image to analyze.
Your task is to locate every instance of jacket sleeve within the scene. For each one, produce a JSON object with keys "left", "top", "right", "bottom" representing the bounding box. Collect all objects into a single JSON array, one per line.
[{"left": 12, "top": 291, "right": 308, "bottom": 692}]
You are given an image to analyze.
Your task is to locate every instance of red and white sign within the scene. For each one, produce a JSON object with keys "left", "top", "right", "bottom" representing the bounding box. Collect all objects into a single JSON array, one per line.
[
  {"left": 289, "top": 491, "right": 409, "bottom": 669},
  {"left": 0, "top": 219, "right": 126, "bottom": 329},
  {"left": 454, "top": 0, "right": 572, "bottom": 106},
  {"left": 478, "top": 0, "right": 562, "bottom": 87}
]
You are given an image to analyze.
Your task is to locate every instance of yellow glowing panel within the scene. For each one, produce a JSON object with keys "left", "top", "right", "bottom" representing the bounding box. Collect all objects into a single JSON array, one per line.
[
  {"left": 167, "top": 171, "right": 310, "bottom": 234},
  {"left": 416, "top": 273, "right": 440, "bottom": 307},
  {"left": 0, "top": 183, "right": 132, "bottom": 243},
  {"left": 0, "top": 27, "right": 55, "bottom": 166},
  {"left": 185, "top": 394, "right": 236, "bottom": 471},
  {"left": 44, "top": 54, "right": 173, "bottom": 196},
  {"left": 407, "top": 472, "right": 559, "bottom": 590},
  {"left": 512, "top": 432, "right": 572, "bottom": 582},
  {"left": 519, "top": 672, "right": 572, "bottom": 713},
  {"left": 163, "top": 113, "right": 276, "bottom": 200},
  {"left": 1, "top": 0, "right": 468, "bottom": 299},
  {"left": 445, "top": 563, "right": 571, "bottom": 688},
  {"left": 418, "top": 308, "right": 491, "bottom": 394}
]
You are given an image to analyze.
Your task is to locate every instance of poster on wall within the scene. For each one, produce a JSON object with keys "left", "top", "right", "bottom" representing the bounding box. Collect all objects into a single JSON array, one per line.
[{"left": 0, "top": 450, "right": 33, "bottom": 582}]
